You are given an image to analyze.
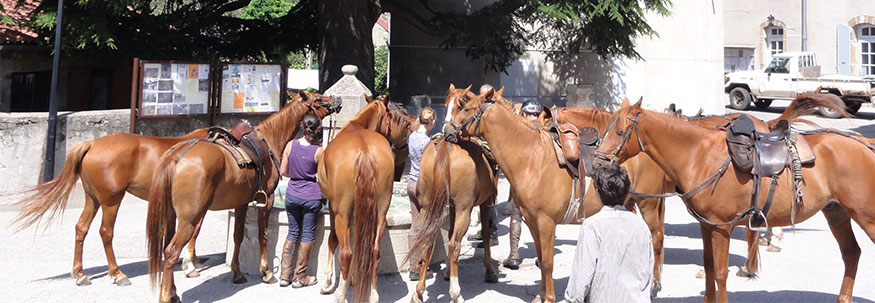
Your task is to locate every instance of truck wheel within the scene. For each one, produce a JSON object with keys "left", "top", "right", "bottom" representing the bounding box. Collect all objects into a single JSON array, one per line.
[
  {"left": 754, "top": 99, "right": 772, "bottom": 109},
  {"left": 819, "top": 107, "right": 843, "bottom": 118},
  {"left": 729, "top": 87, "right": 751, "bottom": 110},
  {"left": 847, "top": 102, "right": 862, "bottom": 114}
]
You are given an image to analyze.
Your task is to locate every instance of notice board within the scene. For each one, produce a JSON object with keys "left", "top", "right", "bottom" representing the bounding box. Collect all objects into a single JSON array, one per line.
[
  {"left": 220, "top": 64, "right": 283, "bottom": 113},
  {"left": 140, "top": 63, "right": 211, "bottom": 116}
]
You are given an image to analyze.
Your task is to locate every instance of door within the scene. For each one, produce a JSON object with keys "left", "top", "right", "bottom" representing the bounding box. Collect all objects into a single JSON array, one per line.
[
  {"left": 837, "top": 25, "right": 852, "bottom": 75},
  {"left": 758, "top": 57, "right": 794, "bottom": 98}
]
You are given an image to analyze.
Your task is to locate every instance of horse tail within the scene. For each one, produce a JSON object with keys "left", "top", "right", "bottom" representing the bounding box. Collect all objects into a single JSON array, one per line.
[
  {"left": 11, "top": 140, "right": 92, "bottom": 231},
  {"left": 403, "top": 140, "right": 450, "bottom": 268},
  {"left": 351, "top": 152, "right": 378, "bottom": 303},
  {"left": 743, "top": 228, "right": 761, "bottom": 278},
  {"left": 772, "top": 93, "right": 850, "bottom": 127},
  {"left": 147, "top": 153, "right": 177, "bottom": 289}
]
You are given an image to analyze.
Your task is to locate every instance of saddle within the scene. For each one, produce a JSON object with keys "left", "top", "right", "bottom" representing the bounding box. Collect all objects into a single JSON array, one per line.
[
  {"left": 545, "top": 109, "right": 604, "bottom": 224},
  {"left": 725, "top": 115, "right": 813, "bottom": 229},
  {"left": 197, "top": 120, "right": 278, "bottom": 206}
]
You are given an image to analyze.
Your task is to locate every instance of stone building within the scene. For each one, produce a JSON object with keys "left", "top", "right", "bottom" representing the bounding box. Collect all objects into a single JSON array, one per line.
[{"left": 724, "top": 1, "right": 875, "bottom": 76}]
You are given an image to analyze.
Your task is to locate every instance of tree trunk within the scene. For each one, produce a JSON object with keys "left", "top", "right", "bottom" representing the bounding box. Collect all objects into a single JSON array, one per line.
[{"left": 318, "top": 0, "right": 380, "bottom": 93}]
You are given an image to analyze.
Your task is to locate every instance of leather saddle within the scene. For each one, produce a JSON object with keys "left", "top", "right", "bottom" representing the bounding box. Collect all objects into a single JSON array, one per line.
[
  {"left": 725, "top": 115, "right": 814, "bottom": 228},
  {"left": 207, "top": 120, "right": 276, "bottom": 206}
]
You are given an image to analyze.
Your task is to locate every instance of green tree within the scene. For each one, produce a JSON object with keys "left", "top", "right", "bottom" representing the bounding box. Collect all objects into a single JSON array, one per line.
[
  {"left": 373, "top": 46, "right": 388, "bottom": 96},
  {"left": 12, "top": 0, "right": 670, "bottom": 92}
]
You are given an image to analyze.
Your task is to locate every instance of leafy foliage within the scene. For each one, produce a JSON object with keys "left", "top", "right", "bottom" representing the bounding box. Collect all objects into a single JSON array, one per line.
[
  {"left": 15, "top": 0, "right": 670, "bottom": 85},
  {"left": 373, "top": 46, "right": 388, "bottom": 96}
]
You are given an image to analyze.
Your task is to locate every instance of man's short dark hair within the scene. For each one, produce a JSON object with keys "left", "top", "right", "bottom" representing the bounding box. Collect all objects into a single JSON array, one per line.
[{"left": 593, "top": 163, "right": 631, "bottom": 207}]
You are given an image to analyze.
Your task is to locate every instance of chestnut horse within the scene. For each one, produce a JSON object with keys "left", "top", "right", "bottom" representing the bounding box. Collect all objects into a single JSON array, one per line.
[
  {"left": 547, "top": 94, "right": 847, "bottom": 292},
  {"left": 596, "top": 99, "right": 875, "bottom": 303},
  {"left": 317, "top": 95, "right": 409, "bottom": 303},
  {"left": 406, "top": 85, "right": 500, "bottom": 303},
  {"left": 146, "top": 93, "right": 340, "bottom": 303},
  {"left": 11, "top": 127, "right": 209, "bottom": 286}
]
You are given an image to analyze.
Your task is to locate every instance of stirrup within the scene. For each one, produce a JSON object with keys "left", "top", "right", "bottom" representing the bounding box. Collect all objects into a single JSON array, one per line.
[
  {"left": 249, "top": 190, "right": 269, "bottom": 208},
  {"left": 747, "top": 211, "right": 768, "bottom": 233}
]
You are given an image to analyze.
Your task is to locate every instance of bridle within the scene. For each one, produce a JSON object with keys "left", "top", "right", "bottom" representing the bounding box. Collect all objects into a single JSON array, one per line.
[
  {"left": 594, "top": 111, "right": 645, "bottom": 164},
  {"left": 454, "top": 100, "right": 496, "bottom": 138}
]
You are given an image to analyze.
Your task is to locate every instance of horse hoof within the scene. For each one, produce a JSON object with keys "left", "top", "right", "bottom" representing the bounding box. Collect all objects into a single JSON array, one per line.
[
  {"left": 186, "top": 269, "right": 200, "bottom": 278},
  {"left": 170, "top": 294, "right": 181, "bottom": 303},
  {"left": 114, "top": 277, "right": 132, "bottom": 287},
  {"left": 262, "top": 274, "right": 277, "bottom": 284},
  {"left": 453, "top": 296, "right": 465, "bottom": 303},
  {"left": 695, "top": 269, "right": 705, "bottom": 279},
  {"left": 320, "top": 282, "right": 336, "bottom": 295},
  {"left": 76, "top": 276, "right": 92, "bottom": 286},
  {"left": 232, "top": 275, "right": 247, "bottom": 284},
  {"left": 484, "top": 272, "right": 498, "bottom": 283},
  {"left": 530, "top": 294, "right": 542, "bottom": 303},
  {"left": 410, "top": 294, "right": 424, "bottom": 303},
  {"left": 767, "top": 244, "right": 782, "bottom": 252},
  {"left": 650, "top": 281, "right": 661, "bottom": 298},
  {"left": 194, "top": 257, "right": 209, "bottom": 269}
]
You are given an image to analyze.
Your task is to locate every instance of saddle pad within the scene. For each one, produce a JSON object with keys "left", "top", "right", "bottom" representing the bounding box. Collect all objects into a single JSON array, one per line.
[
  {"left": 793, "top": 134, "right": 815, "bottom": 164},
  {"left": 216, "top": 139, "right": 253, "bottom": 167}
]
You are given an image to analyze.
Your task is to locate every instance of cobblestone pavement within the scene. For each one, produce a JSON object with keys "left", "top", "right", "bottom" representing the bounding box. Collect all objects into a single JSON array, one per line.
[{"left": 1, "top": 101, "right": 874, "bottom": 302}]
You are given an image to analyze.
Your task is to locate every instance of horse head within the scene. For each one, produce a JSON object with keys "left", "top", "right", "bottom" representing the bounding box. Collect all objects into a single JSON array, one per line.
[
  {"left": 443, "top": 84, "right": 475, "bottom": 125},
  {"left": 387, "top": 99, "right": 415, "bottom": 152},
  {"left": 594, "top": 97, "right": 646, "bottom": 165},
  {"left": 297, "top": 90, "right": 342, "bottom": 118},
  {"left": 445, "top": 87, "right": 497, "bottom": 142}
]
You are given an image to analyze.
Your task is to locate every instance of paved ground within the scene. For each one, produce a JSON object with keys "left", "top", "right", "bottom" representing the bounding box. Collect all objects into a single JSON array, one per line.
[{"left": 2, "top": 100, "right": 875, "bottom": 302}]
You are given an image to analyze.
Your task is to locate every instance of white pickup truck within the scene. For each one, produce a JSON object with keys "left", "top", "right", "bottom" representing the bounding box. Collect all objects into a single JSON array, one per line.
[{"left": 724, "top": 52, "right": 875, "bottom": 117}]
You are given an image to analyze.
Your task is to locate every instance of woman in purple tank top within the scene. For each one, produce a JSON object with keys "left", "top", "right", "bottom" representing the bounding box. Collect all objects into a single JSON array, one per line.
[{"left": 278, "top": 113, "right": 324, "bottom": 288}]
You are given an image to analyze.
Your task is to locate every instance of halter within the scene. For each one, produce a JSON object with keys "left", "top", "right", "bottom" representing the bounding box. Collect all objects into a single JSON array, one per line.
[
  {"left": 458, "top": 100, "right": 496, "bottom": 136},
  {"left": 594, "top": 111, "right": 645, "bottom": 163}
]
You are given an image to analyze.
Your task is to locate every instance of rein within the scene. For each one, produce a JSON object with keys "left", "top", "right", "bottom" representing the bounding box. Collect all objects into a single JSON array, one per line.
[{"left": 594, "top": 112, "right": 645, "bottom": 163}]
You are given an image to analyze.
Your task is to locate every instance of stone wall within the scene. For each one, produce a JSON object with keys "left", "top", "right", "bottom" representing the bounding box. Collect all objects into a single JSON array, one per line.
[{"left": 0, "top": 109, "right": 275, "bottom": 195}]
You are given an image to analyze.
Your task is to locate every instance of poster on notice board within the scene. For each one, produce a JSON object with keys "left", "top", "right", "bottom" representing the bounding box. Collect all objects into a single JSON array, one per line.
[
  {"left": 219, "top": 64, "right": 282, "bottom": 113},
  {"left": 140, "top": 63, "right": 210, "bottom": 116}
]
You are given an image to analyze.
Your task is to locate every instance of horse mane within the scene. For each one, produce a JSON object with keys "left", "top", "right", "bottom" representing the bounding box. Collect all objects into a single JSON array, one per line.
[
  {"left": 557, "top": 107, "right": 613, "bottom": 129},
  {"left": 256, "top": 94, "right": 308, "bottom": 150},
  {"left": 342, "top": 98, "right": 388, "bottom": 133}
]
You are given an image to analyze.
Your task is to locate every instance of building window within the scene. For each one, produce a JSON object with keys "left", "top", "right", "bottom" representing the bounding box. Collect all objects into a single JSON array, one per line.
[
  {"left": 861, "top": 25, "right": 875, "bottom": 75},
  {"left": 766, "top": 26, "right": 784, "bottom": 56},
  {"left": 10, "top": 71, "right": 51, "bottom": 112},
  {"left": 724, "top": 47, "right": 755, "bottom": 73}
]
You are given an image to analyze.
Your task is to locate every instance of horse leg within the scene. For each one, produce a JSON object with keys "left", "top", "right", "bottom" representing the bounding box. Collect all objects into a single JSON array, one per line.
[
  {"left": 230, "top": 204, "right": 248, "bottom": 284},
  {"left": 534, "top": 219, "right": 557, "bottom": 303},
  {"left": 411, "top": 228, "right": 437, "bottom": 303},
  {"left": 72, "top": 192, "right": 100, "bottom": 286},
  {"left": 159, "top": 216, "right": 199, "bottom": 303},
  {"left": 480, "top": 203, "right": 498, "bottom": 283},
  {"left": 822, "top": 203, "right": 861, "bottom": 303},
  {"left": 523, "top": 216, "right": 545, "bottom": 302},
  {"left": 448, "top": 205, "right": 473, "bottom": 303},
  {"left": 637, "top": 197, "right": 665, "bottom": 296},
  {"left": 183, "top": 215, "right": 206, "bottom": 278},
  {"left": 97, "top": 200, "right": 131, "bottom": 286},
  {"left": 334, "top": 214, "right": 353, "bottom": 303},
  {"left": 369, "top": 216, "right": 388, "bottom": 303},
  {"left": 258, "top": 202, "right": 277, "bottom": 283},
  {"left": 700, "top": 223, "right": 732, "bottom": 303},
  {"left": 321, "top": 211, "right": 339, "bottom": 294}
]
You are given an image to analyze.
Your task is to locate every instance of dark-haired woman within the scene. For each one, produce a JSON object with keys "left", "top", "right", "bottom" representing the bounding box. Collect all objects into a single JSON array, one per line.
[{"left": 278, "top": 113, "right": 324, "bottom": 288}]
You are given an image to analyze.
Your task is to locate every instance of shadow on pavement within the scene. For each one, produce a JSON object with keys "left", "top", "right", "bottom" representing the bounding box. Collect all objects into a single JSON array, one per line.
[
  {"left": 662, "top": 247, "right": 747, "bottom": 267},
  {"left": 725, "top": 104, "right": 789, "bottom": 115},
  {"left": 654, "top": 290, "right": 875, "bottom": 303},
  {"left": 665, "top": 223, "right": 819, "bottom": 241},
  {"left": 850, "top": 123, "right": 875, "bottom": 138},
  {"left": 36, "top": 252, "right": 225, "bottom": 284}
]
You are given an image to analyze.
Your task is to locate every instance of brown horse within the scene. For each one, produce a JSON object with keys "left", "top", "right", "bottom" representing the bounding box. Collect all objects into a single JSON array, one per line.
[
  {"left": 317, "top": 95, "right": 409, "bottom": 303},
  {"left": 547, "top": 94, "right": 848, "bottom": 292},
  {"left": 146, "top": 92, "right": 340, "bottom": 303},
  {"left": 11, "top": 127, "right": 215, "bottom": 286},
  {"left": 406, "top": 85, "right": 500, "bottom": 303},
  {"left": 595, "top": 98, "right": 874, "bottom": 303}
]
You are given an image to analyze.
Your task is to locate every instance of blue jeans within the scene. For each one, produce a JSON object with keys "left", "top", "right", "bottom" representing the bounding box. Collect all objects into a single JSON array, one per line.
[{"left": 285, "top": 192, "right": 322, "bottom": 242}]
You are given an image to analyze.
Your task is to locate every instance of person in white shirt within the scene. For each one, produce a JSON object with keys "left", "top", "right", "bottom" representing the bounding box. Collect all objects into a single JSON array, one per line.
[{"left": 566, "top": 163, "right": 654, "bottom": 303}]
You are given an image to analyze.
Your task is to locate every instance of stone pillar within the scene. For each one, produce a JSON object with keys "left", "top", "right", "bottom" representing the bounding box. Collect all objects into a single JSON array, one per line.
[{"left": 322, "top": 65, "right": 372, "bottom": 138}]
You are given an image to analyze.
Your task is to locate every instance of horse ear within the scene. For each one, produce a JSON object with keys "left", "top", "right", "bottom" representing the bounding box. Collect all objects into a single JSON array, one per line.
[
  {"left": 382, "top": 93, "right": 391, "bottom": 104},
  {"left": 464, "top": 84, "right": 472, "bottom": 91},
  {"left": 449, "top": 83, "right": 456, "bottom": 91},
  {"left": 538, "top": 107, "right": 551, "bottom": 122},
  {"left": 620, "top": 97, "right": 630, "bottom": 108},
  {"left": 494, "top": 87, "right": 505, "bottom": 99},
  {"left": 365, "top": 94, "right": 374, "bottom": 103},
  {"left": 482, "top": 88, "right": 494, "bottom": 103},
  {"left": 298, "top": 90, "right": 308, "bottom": 102},
  {"left": 633, "top": 97, "right": 643, "bottom": 108}
]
